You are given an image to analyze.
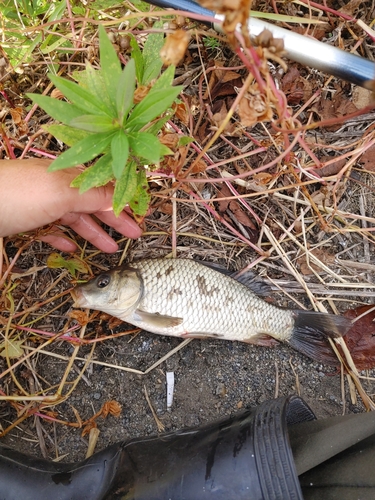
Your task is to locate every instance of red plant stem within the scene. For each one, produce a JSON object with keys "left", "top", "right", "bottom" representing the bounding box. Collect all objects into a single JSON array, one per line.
[
  {"left": 297, "top": 0, "right": 355, "bottom": 21},
  {"left": 0, "top": 90, "right": 16, "bottom": 108},
  {"left": 0, "top": 124, "right": 16, "bottom": 159},
  {"left": 183, "top": 132, "right": 301, "bottom": 184}
]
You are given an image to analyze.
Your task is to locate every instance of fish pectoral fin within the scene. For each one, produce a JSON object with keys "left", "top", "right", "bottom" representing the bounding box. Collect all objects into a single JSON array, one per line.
[
  {"left": 134, "top": 309, "right": 183, "bottom": 329},
  {"left": 243, "top": 333, "right": 280, "bottom": 347},
  {"left": 182, "top": 332, "right": 224, "bottom": 339}
]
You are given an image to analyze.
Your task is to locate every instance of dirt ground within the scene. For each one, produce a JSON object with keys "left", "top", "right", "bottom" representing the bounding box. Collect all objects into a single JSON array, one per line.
[
  {"left": 1, "top": 0, "right": 375, "bottom": 469},
  {"left": 1, "top": 237, "right": 373, "bottom": 463}
]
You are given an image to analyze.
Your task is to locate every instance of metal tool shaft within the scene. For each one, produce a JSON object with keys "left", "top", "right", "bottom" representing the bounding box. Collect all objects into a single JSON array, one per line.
[{"left": 147, "top": 0, "right": 375, "bottom": 88}]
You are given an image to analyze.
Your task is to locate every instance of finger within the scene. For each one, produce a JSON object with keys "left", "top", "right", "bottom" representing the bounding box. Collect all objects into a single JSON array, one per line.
[
  {"left": 39, "top": 234, "right": 79, "bottom": 252},
  {"left": 60, "top": 213, "right": 119, "bottom": 253},
  {"left": 95, "top": 210, "right": 143, "bottom": 239}
]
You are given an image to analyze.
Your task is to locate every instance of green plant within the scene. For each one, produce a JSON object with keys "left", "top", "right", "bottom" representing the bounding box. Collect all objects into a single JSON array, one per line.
[
  {"left": 28, "top": 25, "right": 183, "bottom": 217},
  {"left": 203, "top": 36, "right": 222, "bottom": 51},
  {"left": 0, "top": 0, "right": 70, "bottom": 68}
]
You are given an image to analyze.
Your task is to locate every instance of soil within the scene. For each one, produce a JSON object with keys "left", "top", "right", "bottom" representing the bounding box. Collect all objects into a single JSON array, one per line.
[
  {"left": 1, "top": 0, "right": 375, "bottom": 471},
  {"left": 1, "top": 240, "right": 372, "bottom": 463}
]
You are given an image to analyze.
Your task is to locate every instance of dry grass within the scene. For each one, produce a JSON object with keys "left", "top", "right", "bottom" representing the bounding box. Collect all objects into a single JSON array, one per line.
[{"left": 1, "top": 0, "right": 375, "bottom": 457}]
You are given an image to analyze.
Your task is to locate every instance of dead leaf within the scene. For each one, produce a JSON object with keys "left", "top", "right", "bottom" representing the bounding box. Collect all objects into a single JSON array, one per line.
[
  {"left": 359, "top": 145, "right": 375, "bottom": 171},
  {"left": 68, "top": 310, "right": 91, "bottom": 325},
  {"left": 340, "top": 305, "right": 375, "bottom": 370},
  {"left": 217, "top": 184, "right": 257, "bottom": 230},
  {"left": 199, "top": 0, "right": 252, "bottom": 46},
  {"left": 160, "top": 30, "right": 191, "bottom": 66},
  {"left": 281, "top": 66, "right": 313, "bottom": 105},
  {"left": 311, "top": 155, "right": 347, "bottom": 177},
  {"left": 352, "top": 86, "right": 374, "bottom": 109},
  {"left": 238, "top": 84, "right": 273, "bottom": 126},
  {"left": 159, "top": 133, "right": 179, "bottom": 150},
  {"left": 204, "top": 61, "right": 242, "bottom": 100},
  {"left": 82, "top": 421, "right": 97, "bottom": 437},
  {"left": 102, "top": 400, "right": 122, "bottom": 418},
  {"left": 173, "top": 102, "right": 189, "bottom": 125},
  {"left": 134, "top": 85, "right": 151, "bottom": 104},
  {"left": 51, "top": 88, "right": 65, "bottom": 100},
  {"left": 108, "top": 316, "right": 123, "bottom": 329},
  {"left": 297, "top": 247, "right": 335, "bottom": 275},
  {"left": 312, "top": 90, "right": 358, "bottom": 131}
]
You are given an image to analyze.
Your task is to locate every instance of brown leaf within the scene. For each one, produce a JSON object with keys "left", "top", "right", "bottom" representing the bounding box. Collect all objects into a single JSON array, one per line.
[
  {"left": 340, "top": 305, "right": 375, "bottom": 370},
  {"left": 297, "top": 247, "right": 335, "bottom": 275},
  {"left": 238, "top": 85, "right": 273, "bottom": 127},
  {"left": 199, "top": 0, "right": 252, "bottom": 45},
  {"left": 134, "top": 85, "right": 151, "bottom": 104},
  {"left": 102, "top": 400, "right": 122, "bottom": 418},
  {"left": 82, "top": 421, "right": 97, "bottom": 437},
  {"left": 159, "top": 132, "right": 179, "bottom": 150},
  {"left": 359, "top": 145, "right": 375, "bottom": 171},
  {"left": 217, "top": 184, "right": 257, "bottom": 230},
  {"left": 204, "top": 61, "right": 241, "bottom": 100},
  {"left": 229, "top": 201, "right": 257, "bottom": 229},
  {"left": 159, "top": 201, "right": 173, "bottom": 215},
  {"left": 108, "top": 316, "right": 123, "bottom": 330},
  {"left": 51, "top": 88, "right": 65, "bottom": 100},
  {"left": 281, "top": 66, "right": 313, "bottom": 105},
  {"left": 311, "top": 155, "right": 347, "bottom": 177},
  {"left": 68, "top": 309, "right": 93, "bottom": 325},
  {"left": 173, "top": 102, "right": 189, "bottom": 125},
  {"left": 160, "top": 30, "right": 191, "bottom": 66},
  {"left": 312, "top": 91, "right": 358, "bottom": 130}
]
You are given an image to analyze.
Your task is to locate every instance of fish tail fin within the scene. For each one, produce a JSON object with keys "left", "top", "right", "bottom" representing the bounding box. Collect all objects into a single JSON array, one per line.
[{"left": 289, "top": 311, "right": 351, "bottom": 365}]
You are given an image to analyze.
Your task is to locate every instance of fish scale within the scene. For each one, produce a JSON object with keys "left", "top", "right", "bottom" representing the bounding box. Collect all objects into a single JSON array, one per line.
[
  {"left": 133, "top": 259, "right": 294, "bottom": 341},
  {"left": 72, "top": 258, "right": 351, "bottom": 364}
]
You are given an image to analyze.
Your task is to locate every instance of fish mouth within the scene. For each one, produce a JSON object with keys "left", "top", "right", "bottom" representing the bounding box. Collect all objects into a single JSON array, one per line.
[{"left": 70, "top": 287, "right": 87, "bottom": 308}]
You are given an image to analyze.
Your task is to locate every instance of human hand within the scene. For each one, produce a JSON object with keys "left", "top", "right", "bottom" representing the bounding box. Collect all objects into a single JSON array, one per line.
[{"left": 0, "top": 158, "right": 142, "bottom": 252}]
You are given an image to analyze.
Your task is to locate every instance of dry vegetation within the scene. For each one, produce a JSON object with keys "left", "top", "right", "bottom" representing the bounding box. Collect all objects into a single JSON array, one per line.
[{"left": 1, "top": 0, "right": 375, "bottom": 460}]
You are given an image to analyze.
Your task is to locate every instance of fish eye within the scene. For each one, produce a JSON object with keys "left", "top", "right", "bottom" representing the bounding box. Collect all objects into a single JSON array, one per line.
[{"left": 96, "top": 274, "right": 111, "bottom": 288}]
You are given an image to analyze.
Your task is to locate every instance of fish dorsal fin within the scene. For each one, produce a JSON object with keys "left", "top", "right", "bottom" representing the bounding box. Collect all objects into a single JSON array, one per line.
[
  {"left": 194, "top": 260, "right": 271, "bottom": 296},
  {"left": 134, "top": 309, "right": 183, "bottom": 329},
  {"left": 230, "top": 272, "right": 271, "bottom": 296}
]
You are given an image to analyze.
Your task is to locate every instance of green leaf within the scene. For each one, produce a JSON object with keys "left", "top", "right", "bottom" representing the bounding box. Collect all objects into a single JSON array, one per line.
[
  {"left": 48, "top": 74, "right": 110, "bottom": 116},
  {"left": 129, "top": 35, "right": 144, "bottom": 83},
  {"left": 70, "top": 154, "right": 114, "bottom": 193},
  {"left": 70, "top": 114, "right": 118, "bottom": 133},
  {"left": 178, "top": 135, "right": 194, "bottom": 146},
  {"left": 116, "top": 59, "right": 136, "bottom": 123},
  {"left": 159, "top": 143, "right": 174, "bottom": 156},
  {"left": 0, "top": 339, "right": 24, "bottom": 359},
  {"left": 111, "top": 131, "right": 129, "bottom": 179},
  {"left": 142, "top": 27, "right": 164, "bottom": 84},
  {"left": 151, "top": 64, "right": 175, "bottom": 90},
  {"left": 85, "top": 62, "right": 114, "bottom": 112},
  {"left": 129, "top": 170, "right": 150, "bottom": 216},
  {"left": 126, "top": 86, "right": 182, "bottom": 129},
  {"left": 40, "top": 33, "right": 72, "bottom": 54},
  {"left": 128, "top": 132, "right": 161, "bottom": 163},
  {"left": 43, "top": 124, "right": 91, "bottom": 147},
  {"left": 46, "top": 252, "right": 90, "bottom": 278},
  {"left": 48, "top": 132, "right": 114, "bottom": 171},
  {"left": 113, "top": 161, "right": 138, "bottom": 216},
  {"left": 27, "top": 93, "right": 83, "bottom": 125},
  {"left": 99, "top": 25, "right": 122, "bottom": 110},
  {"left": 143, "top": 110, "right": 173, "bottom": 135}
]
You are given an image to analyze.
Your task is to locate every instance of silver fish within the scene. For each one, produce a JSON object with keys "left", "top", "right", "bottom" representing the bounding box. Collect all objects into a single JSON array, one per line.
[{"left": 71, "top": 258, "right": 350, "bottom": 364}]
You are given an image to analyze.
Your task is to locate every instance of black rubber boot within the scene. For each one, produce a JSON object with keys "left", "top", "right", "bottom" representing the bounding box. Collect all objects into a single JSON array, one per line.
[
  {"left": 3, "top": 395, "right": 375, "bottom": 500},
  {"left": 0, "top": 395, "right": 313, "bottom": 500}
]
